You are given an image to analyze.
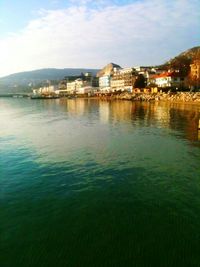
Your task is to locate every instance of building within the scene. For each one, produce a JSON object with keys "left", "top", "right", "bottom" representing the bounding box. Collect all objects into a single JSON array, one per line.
[
  {"left": 77, "top": 86, "right": 94, "bottom": 95},
  {"left": 91, "top": 77, "right": 99, "bottom": 88},
  {"left": 97, "top": 63, "right": 122, "bottom": 93},
  {"left": 33, "top": 85, "right": 58, "bottom": 95},
  {"left": 99, "top": 75, "right": 111, "bottom": 92},
  {"left": 190, "top": 59, "right": 200, "bottom": 87},
  {"left": 134, "top": 66, "right": 165, "bottom": 86},
  {"left": 66, "top": 79, "right": 86, "bottom": 94},
  {"left": 151, "top": 71, "right": 184, "bottom": 89},
  {"left": 110, "top": 68, "right": 136, "bottom": 92}
]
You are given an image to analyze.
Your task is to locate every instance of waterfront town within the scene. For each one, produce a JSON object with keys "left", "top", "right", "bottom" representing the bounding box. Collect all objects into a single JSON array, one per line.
[{"left": 32, "top": 56, "right": 200, "bottom": 102}]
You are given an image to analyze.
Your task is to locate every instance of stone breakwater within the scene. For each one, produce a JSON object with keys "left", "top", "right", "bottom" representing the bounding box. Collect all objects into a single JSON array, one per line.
[{"left": 100, "top": 92, "right": 200, "bottom": 104}]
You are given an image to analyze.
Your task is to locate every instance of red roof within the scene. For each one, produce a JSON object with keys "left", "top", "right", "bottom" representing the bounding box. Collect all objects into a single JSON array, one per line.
[{"left": 152, "top": 71, "right": 181, "bottom": 79}]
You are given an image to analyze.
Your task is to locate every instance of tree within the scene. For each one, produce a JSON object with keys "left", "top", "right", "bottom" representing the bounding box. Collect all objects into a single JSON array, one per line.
[
  {"left": 167, "top": 55, "right": 191, "bottom": 77},
  {"left": 134, "top": 74, "right": 146, "bottom": 88},
  {"left": 161, "top": 55, "right": 192, "bottom": 77}
]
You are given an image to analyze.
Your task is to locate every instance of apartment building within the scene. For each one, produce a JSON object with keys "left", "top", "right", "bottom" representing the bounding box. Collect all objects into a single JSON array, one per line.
[
  {"left": 99, "top": 75, "right": 111, "bottom": 92},
  {"left": 110, "top": 68, "right": 136, "bottom": 92},
  {"left": 190, "top": 59, "right": 200, "bottom": 84}
]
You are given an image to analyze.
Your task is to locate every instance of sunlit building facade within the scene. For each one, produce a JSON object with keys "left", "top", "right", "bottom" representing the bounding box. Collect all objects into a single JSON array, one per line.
[{"left": 110, "top": 68, "right": 136, "bottom": 92}]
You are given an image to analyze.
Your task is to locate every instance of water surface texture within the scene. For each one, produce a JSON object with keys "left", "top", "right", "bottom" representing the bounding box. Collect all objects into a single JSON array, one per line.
[{"left": 1, "top": 98, "right": 200, "bottom": 267}]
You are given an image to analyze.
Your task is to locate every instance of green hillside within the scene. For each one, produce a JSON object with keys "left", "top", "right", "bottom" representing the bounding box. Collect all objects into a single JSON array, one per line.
[{"left": 0, "top": 68, "right": 99, "bottom": 93}]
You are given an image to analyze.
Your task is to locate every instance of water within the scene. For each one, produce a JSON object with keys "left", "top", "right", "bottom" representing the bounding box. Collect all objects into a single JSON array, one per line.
[{"left": 1, "top": 98, "right": 200, "bottom": 267}]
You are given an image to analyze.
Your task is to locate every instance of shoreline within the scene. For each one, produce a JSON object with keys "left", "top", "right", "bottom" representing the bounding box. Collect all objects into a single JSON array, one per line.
[
  {"left": 1, "top": 92, "right": 200, "bottom": 106},
  {"left": 97, "top": 92, "right": 200, "bottom": 105}
]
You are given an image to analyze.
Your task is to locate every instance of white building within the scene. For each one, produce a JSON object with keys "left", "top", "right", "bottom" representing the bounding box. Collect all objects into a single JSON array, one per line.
[
  {"left": 99, "top": 75, "right": 111, "bottom": 93},
  {"left": 66, "top": 79, "right": 85, "bottom": 94},
  {"left": 77, "top": 86, "right": 95, "bottom": 95},
  {"left": 152, "top": 71, "right": 184, "bottom": 88},
  {"left": 33, "top": 85, "right": 58, "bottom": 95}
]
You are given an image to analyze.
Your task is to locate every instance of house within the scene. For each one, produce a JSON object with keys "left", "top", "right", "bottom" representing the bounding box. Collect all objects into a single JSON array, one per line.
[{"left": 151, "top": 71, "right": 184, "bottom": 90}]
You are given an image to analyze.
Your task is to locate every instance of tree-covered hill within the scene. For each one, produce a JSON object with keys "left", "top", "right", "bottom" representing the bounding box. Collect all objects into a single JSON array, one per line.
[{"left": 0, "top": 68, "right": 99, "bottom": 93}]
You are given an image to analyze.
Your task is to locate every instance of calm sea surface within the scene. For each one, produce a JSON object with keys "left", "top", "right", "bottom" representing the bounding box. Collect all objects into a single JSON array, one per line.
[{"left": 1, "top": 98, "right": 200, "bottom": 267}]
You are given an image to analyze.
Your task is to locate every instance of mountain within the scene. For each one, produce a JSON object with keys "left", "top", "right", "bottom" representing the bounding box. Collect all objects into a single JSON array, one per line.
[
  {"left": 160, "top": 46, "right": 200, "bottom": 76},
  {"left": 175, "top": 46, "right": 200, "bottom": 60},
  {"left": 0, "top": 68, "right": 99, "bottom": 93},
  {"left": 96, "top": 63, "right": 121, "bottom": 77},
  {"left": 162, "top": 46, "right": 200, "bottom": 65}
]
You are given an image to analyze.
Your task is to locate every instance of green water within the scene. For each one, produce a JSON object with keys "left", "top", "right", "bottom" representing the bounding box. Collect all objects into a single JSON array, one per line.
[{"left": 1, "top": 98, "right": 200, "bottom": 267}]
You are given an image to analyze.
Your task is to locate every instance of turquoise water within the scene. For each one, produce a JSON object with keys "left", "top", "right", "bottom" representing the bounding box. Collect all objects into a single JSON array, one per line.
[{"left": 1, "top": 98, "right": 200, "bottom": 267}]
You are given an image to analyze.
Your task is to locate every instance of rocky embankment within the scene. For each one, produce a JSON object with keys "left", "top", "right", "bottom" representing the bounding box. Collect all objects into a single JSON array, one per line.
[
  {"left": 152, "top": 92, "right": 200, "bottom": 103},
  {"left": 100, "top": 92, "right": 200, "bottom": 104}
]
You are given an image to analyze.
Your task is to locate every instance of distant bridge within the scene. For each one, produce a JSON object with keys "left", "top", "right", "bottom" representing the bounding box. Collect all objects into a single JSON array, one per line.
[{"left": 0, "top": 93, "right": 30, "bottom": 98}]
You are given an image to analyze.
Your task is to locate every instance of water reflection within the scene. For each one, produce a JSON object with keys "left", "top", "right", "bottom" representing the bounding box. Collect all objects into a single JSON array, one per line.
[
  {"left": 0, "top": 98, "right": 200, "bottom": 164},
  {"left": 60, "top": 99, "right": 200, "bottom": 141}
]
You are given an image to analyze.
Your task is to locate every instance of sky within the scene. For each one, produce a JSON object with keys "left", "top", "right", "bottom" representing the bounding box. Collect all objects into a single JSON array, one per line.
[{"left": 0, "top": 0, "right": 199, "bottom": 77}]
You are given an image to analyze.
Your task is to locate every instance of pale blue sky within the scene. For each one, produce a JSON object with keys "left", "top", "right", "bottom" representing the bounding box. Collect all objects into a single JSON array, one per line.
[
  {"left": 0, "top": 0, "right": 65, "bottom": 36},
  {"left": 0, "top": 0, "right": 199, "bottom": 77},
  {"left": 0, "top": 0, "right": 137, "bottom": 36}
]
